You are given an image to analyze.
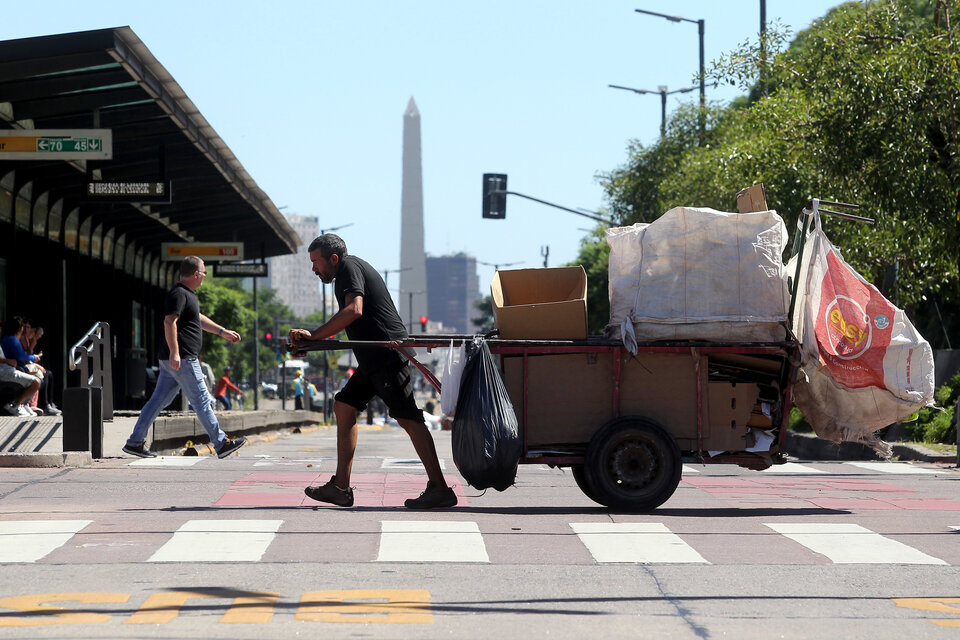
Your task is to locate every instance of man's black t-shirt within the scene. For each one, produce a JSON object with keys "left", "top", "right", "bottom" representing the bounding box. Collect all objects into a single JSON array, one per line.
[
  {"left": 334, "top": 255, "right": 408, "bottom": 372},
  {"left": 158, "top": 282, "right": 202, "bottom": 359}
]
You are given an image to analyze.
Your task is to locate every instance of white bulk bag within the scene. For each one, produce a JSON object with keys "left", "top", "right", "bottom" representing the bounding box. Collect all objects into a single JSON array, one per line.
[{"left": 606, "top": 207, "right": 790, "bottom": 351}]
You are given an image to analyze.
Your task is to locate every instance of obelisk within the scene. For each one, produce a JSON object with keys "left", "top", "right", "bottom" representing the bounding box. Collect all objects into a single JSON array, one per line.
[{"left": 399, "top": 97, "right": 428, "bottom": 332}]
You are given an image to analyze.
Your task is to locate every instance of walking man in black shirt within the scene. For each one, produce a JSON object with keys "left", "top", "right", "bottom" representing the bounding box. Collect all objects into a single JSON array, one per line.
[
  {"left": 290, "top": 234, "right": 456, "bottom": 509},
  {"left": 123, "top": 256, "right": 247, "bottom": 459}
]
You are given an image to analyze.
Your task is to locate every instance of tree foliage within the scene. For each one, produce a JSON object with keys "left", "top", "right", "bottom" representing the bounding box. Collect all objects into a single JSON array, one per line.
[{"left": 590, "top": 0, "right": 960, "bottom": 346}]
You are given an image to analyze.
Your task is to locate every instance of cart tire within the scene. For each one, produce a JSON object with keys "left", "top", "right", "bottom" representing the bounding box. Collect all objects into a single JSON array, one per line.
[
  {"left": 584, "top": 417, "right": 682, "bottom": 511},
  {"left": 570, "top": 465, "right": 602, "bottom": 505}
]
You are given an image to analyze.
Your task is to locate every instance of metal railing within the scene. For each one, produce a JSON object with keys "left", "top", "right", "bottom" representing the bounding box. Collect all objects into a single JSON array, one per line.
[{"left": 68, "top": 322, "right": 114, "bottom": 420}]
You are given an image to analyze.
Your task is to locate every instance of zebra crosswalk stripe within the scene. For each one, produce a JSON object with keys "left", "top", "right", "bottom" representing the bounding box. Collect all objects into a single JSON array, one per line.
[
  {"left": 148, "top": 519, "right": 283, "bottom": 562},
  {"left": 376, "top": 521, "right": 489, "bottom": 563},
  {"left": 0, "top": 520, "right": 92, "bottom": 562},
  {"left": 571, "top": 522, "right": 709, "bottom": 564},
  {"left": 764, "top": 522, "right": 948, "bottom": 565},
  {"left": 846, "top": 462, "right": 942, "bottom": 475}
]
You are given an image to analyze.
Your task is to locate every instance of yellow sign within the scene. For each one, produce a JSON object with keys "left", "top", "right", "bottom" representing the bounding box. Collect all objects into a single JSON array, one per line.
[{"left": 160, "top": 242, "right": 244, "bottom": 261}]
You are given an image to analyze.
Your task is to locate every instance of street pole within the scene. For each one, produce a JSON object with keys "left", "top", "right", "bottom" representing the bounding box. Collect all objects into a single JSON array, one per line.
[
  {"left": 659, "top": 87, "right": 667, "bottom": 138},
  {"left": 697, "top": 18, "right": 705, "bottom": 144},
  {"left": 634, "top": 9, "right": 706, "bottom": 145},
  {"left": 760, "top": 0, "right": 767, "bottom": 96},
  {"left": 253, "top": 275, "right": 259, "bottom": 411}
]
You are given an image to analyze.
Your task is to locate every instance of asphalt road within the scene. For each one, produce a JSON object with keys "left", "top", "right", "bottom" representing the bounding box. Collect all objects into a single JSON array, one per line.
[{"left": 1, "top": 425, "right": 959, "bottom": 639}]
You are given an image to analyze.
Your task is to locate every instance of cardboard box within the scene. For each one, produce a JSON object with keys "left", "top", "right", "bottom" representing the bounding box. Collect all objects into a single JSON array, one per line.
[
  {"left": 736, "top": 183, "right": 768, "bottom": 213},
  {"left": 491, "top": 266, "right": 588, "bottom": 339}
]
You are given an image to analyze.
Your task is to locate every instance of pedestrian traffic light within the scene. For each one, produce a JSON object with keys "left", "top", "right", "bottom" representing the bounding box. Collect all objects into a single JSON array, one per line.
[
  {"left": 482, "top": 173, "right": 507, "bottom": 219},
  {"left": 264, "top": 331, "right": 273, "bottom": 342},
  {"left": 419, "top": 315, "right": 428, "bottom": 332}
]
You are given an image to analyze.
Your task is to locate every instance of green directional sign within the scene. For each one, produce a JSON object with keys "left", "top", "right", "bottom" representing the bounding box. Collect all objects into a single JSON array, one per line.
[{"left": 0, "top": 129, "right": 112, "bottom": 160}]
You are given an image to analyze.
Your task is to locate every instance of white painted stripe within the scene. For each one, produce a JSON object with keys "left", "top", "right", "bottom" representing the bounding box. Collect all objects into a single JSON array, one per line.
[
  {"left": 128, "top": 456, "right": 205, "bottom": 466},
  {"left": 571, "top": 522, "right": 709, "bottom": 564},
  {"left": 377, "top": 521, "right": 488, "bottom": 563},
  {"left": 846, "top": 461, "right": 941, "bottom": 475},
  {"left": 0, "top": 520, "right": 92, "bottom": 562},
  {"left": 148, "top": 520, "right": 283, "bottom": 562},
  {"left": 681, "top": 465, "right": 701, "bottom": 474},
  {"left": 765, "top": 523, "right": 947, "bottom": 565},
  {"left": 762, "top": 462, "right": 826, "bottom": 474},
  {"left": 381, "top": 457, "right": 445, "bottom": 470}
]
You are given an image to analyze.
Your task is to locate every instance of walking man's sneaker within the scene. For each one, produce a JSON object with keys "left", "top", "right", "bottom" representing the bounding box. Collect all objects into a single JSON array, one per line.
[
  {"left": 404, "top": 481, "right": 458, "bottom": 509},
  {"left": 304, "top": 476, "right": 354, "bottom": 507},
  {"left": 216, "top": 436, "right": 247, "bottom": 459},
  {"left": 122, "top": 443, "right": 158, "bottom": 458}
]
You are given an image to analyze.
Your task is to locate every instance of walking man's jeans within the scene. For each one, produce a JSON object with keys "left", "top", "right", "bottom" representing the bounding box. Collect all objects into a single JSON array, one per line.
[{"left": 126, "top": 357, "right": 227, "bottom": 450}]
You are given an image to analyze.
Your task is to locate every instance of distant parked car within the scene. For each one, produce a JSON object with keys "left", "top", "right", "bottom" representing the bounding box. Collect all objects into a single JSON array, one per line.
[{"left": 260, "top": 381, "right": 278, "bottom": 399}]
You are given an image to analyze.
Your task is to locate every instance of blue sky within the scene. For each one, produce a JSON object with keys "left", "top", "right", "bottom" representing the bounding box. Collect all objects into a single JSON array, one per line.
[{"left": 6, "top": 1, "right": 843, "bottom": 294}]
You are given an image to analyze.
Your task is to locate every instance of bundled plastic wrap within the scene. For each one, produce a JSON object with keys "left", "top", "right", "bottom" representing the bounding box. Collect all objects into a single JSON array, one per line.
[
  {"left": 606, "top": 207, "right": 790, "bottom": 351},
  {"left": 789, "top": 212, "right": 935, "bottom": 456},
  {"left": 451, "top": 338, "right": 521, "bottom": 491}
]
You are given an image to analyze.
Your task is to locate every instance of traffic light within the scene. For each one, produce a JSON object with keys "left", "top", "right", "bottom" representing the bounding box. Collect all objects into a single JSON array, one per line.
[
  {"left": 482, "top": 173, "right": 507, "bottom": 219},
  {"left": 419, "top": 315, "right": 428, "bottom": 332},
  {"left": 264, "top": 331, "right": 273, "bottom": 342}
]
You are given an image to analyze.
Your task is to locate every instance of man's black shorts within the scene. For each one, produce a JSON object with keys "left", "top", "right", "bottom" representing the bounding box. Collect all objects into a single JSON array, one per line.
[{"left": 335, "top": 361, "right": 423, "bottom": 423}]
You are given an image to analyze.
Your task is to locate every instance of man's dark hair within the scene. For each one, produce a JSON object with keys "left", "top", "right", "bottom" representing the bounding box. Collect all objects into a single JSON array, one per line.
[
  {"left": 181, "top": 256, "right": 203, "bottom": 277},
  {"left": 307, "top": 234, "right": 347, "bottom": 260},
  {"left": 1, "top": 317, "right": 22, "bottom": 337}
]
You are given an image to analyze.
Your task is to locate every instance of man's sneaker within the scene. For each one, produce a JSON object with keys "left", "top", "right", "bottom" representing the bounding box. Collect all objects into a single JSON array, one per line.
[
  {"left": 44, "top": 404, "right": 61, "bottom": 416},
  {"left": 404, "top": 481, "right": 457, "bottom": 509},
  {"left": 122, "top": 443, "right": 158, "bottom": 458},
  {"left": 18, "top": 405, "right": 34, "bottom": 417},
  {"left": 304, "top": 476, "right": 354, "bottom": 507},
  {"left": 216, "top": 436, "right": 247, "bottom": 459}
]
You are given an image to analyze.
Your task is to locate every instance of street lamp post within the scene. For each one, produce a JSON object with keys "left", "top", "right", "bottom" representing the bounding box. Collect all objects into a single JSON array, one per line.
[
  {"left": 317, "top": 222, "right": 353, "bottom": 422},
  {"left": 635, "top": 8, "right": 706, "bottom": 145},
  {"left": 477, "top": 260, "right": 523, "bottom": 272},
  {"left": 609, "top": 83, "right": 700, "bottom": 137}
]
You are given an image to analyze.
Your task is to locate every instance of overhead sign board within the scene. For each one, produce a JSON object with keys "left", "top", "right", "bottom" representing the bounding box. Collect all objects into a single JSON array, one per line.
[
  {"left": 212, "top": 263, "right": 268, "bottom": 278},
  {"left": 160, "top": 242, "right": 244, "bottom": 261},
  {"left": 85, "top": 180, "right": 172, "bottom": 204},
  {"left": 0, "top": 129, "right": 113, "bottom": 160}
]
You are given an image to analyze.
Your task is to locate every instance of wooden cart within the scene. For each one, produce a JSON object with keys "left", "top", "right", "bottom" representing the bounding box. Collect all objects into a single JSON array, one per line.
[{"left": 292, "top": 334, "right": 799, "bottom": 512}]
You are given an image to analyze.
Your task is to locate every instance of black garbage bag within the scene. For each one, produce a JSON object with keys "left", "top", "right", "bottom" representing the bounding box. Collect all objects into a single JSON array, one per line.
[{"left": 451, "top": 338, "right": 521, "bottom": 491}]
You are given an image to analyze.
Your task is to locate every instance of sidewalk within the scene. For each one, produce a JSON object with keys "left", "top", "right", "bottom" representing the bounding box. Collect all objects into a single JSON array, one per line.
[{"left": 0, "top": 408, "right": 325, "bottom": 468}]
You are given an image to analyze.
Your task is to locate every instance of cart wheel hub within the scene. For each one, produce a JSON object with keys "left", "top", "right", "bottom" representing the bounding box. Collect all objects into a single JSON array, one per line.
[{"left": 609, "top": 440, "right": 657, "bottom": 488}]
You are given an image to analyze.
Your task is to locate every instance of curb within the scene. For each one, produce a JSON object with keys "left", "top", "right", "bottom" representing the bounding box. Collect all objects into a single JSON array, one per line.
[
  {"left": 785, "top": 432, "right": 956, "bottom": 464},
  {"left": 0, "top": 451, "right": 92, "bottom": 468}
]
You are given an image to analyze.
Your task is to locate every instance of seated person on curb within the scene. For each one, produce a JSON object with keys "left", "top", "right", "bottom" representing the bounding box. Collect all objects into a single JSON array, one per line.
[
  {"left": 20, "top": 321, "right": 59, "bottom": 416},
  {"left": 0, "top": 342, "right": 41, "bottom": 417},
  {"left": 0, "top": 317, "right": 47, "bottom": 415}
]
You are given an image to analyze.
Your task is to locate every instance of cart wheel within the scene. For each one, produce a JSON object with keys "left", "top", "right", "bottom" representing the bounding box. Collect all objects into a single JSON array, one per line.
[
  {"left": 570, "top": 465, "right": 602, "bottom": 505},
  {"left": 584, "top": 417, "right": 682, "bottom": 511}
]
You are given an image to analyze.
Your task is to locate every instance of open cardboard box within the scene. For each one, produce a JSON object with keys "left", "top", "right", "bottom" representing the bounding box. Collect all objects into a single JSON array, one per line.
[{"left": 491, "top": 266, "right": 588, "bottom": 340}]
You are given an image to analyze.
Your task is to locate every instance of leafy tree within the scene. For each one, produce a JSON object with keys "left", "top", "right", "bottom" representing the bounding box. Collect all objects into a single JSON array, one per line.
[
  {"left": 197, "top": 277, "right": 297, "bottom": 386},
  {"left": 594, "top": 0, "right": 960, "bottom": 348},
  {"left": 567, "top": 226, "right": 610, "bottom": 334},
  {"left": 472, "top": 295, "right": 495, "bottom": 333}
]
